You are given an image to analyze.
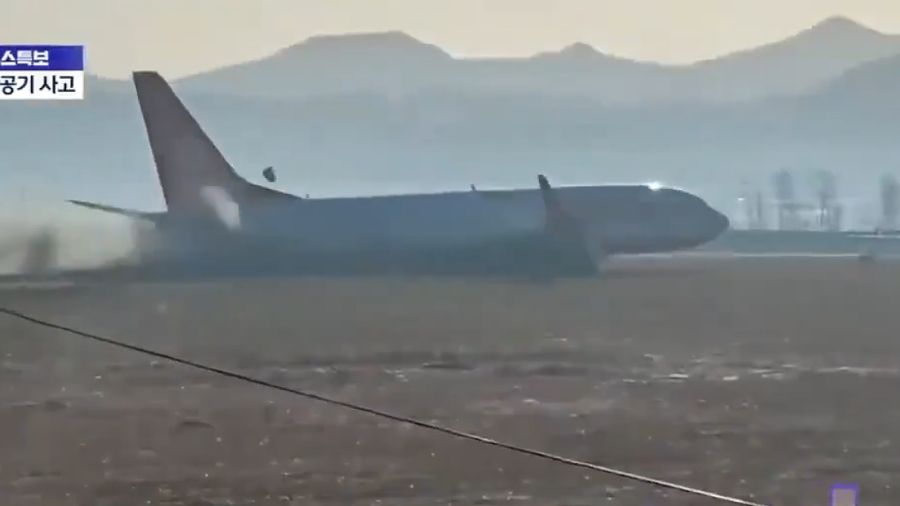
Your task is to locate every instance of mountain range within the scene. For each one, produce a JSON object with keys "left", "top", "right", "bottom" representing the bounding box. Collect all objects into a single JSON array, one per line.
[{"left": 85, "top": 16, "right": 900, "bottom": 104}]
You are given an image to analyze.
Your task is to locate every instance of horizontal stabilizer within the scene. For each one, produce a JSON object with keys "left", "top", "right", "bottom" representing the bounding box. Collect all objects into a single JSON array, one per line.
[{"left": 68, "top": 200, "right": 161, "bottom": 222}]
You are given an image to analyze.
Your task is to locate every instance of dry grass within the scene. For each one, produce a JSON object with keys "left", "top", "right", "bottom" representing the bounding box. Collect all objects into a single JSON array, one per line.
[{"left": 1, "top": 255, "right": 899, "bottom": 505}]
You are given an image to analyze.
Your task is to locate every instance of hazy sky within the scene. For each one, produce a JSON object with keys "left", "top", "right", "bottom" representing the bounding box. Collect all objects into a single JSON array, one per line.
[{"left": 7, "top": 0, "right": 900, "bottom": 78}]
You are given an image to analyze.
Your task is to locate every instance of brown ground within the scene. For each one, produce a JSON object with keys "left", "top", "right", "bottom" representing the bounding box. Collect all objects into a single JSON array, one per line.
[{"left": 1, "top": 255, "right": 898, "bottom": 505}]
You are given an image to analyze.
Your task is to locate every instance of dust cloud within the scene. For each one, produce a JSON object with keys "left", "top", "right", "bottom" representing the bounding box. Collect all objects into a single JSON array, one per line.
[{"left": 0, "top": 202, "right": 138, "bottom": 275}]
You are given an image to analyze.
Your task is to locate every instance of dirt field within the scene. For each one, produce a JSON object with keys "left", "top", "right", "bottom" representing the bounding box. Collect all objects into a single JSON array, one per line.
[{"left": 1, "top": 255, "right": 898, "bottom": 505}]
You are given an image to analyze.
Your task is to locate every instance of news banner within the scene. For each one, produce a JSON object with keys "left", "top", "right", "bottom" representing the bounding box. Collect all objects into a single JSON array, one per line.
[{"left": 0, "top": 45, "right": 84, "bottom": 100}]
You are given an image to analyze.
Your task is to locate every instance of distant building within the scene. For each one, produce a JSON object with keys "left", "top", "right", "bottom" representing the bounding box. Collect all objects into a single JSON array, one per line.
[{"left": 773, "top": 169, "right": 799, "bottom": 230}]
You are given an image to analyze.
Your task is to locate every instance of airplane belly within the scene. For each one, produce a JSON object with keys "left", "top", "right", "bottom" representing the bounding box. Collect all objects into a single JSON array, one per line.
[{"left": 600, "top": 223, "right": 690, "bottom": 254}]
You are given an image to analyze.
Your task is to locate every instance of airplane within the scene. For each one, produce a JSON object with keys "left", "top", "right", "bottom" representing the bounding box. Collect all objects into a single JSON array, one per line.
[{"left": 67, "top": 71, "right": 729, "bottom": 277}]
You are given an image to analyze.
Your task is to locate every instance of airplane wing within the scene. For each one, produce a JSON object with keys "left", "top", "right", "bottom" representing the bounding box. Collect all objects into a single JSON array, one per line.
[{"left": 537, "top": 174, "right": 604, "bottom": 272}]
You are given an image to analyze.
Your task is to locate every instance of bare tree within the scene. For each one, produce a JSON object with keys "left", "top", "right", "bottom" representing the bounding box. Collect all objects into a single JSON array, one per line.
[
  {"left": 880, "top": 174, "right": 899, "bottom": 231},
  {"left": 739, "top": 181, "right": 751, "bottom": 229},
  {"left": 773, "top": 169, "right": 796, "bottom": 230},
  {"left": 754, "top": 190, "right": 768, "bottom": 230},
  {"left": 813, "top": 170, "right": 839, "bottom": 231}
]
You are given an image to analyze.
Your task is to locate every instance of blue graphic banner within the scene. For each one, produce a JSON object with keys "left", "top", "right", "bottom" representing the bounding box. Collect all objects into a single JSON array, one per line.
[
  {"left": 0, "top": 45, "right": 83, "bottom": 71},
  {"left": 831, "top": 483, "right": 858, "bottom": 506}
]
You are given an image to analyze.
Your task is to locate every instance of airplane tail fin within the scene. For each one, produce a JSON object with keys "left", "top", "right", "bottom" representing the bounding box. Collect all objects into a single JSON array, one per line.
[{"left": 132, "top": 71, "right": 250, "bottom": 216}]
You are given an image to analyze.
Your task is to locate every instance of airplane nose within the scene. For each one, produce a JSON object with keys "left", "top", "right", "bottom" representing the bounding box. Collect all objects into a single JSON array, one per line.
[
  {"left": 714, "top": 210, "right": 729, "bottom": 233},
  {"left": 681, "top": 207, "right": 730, "bottom": 247},
  {"left": 709, "top": 209, "right": 729, "bottom": 238}
]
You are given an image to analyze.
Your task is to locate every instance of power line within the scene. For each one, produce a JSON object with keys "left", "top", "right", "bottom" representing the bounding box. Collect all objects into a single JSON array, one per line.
[{"left": 0, "top": 306, "right": 767, "bottom": 506}]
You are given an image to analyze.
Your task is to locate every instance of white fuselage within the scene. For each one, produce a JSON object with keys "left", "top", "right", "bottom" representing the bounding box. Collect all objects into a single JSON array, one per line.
[{"left": 161, "top": 184, "right": 728, "bottom": 263}]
